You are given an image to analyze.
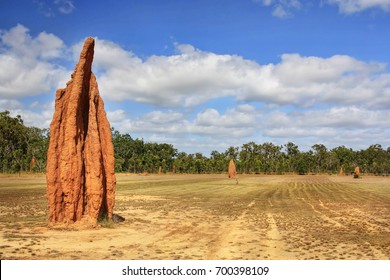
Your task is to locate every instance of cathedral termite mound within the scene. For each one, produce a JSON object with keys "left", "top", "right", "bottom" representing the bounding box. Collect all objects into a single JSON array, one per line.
[{"left": 46, "top": 37, "right": 116, "bottom": 227}]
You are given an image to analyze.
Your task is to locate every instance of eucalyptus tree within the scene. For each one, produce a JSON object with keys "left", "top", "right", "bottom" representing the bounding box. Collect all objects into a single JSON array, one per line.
[
  {"left": 239, "top": 142, "right": 259, "bottom": 173},
  {"left": 0, "top": 111, "right": 48, "bottom": 173},
  {"left": 284, "top": 142, "right": 300, "bottom": 173},
  {"left": 359, "top": 144, "right": 388, "bottom": 175},
  {"left": 259, "top": 142, "right": 283, "bottom": 173},
  {"left": 311, "top": 144, "right": 328, "bottom": 173},
  {"left": 331, "top": 145, "right": 355, "bottom": 174},
  {"left": 210, "top": 150, "right": 228, "bottom": 173}
]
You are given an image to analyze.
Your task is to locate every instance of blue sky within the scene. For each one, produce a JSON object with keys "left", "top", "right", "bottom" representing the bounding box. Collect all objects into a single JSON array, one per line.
[{"left": 1, "top": 0, "right": 390, "bottom": 155}]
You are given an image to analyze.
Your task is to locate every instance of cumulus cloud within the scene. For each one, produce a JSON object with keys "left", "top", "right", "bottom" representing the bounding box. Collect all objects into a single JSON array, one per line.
[
  {"left": 86, "top": 39, "right": 254, "bottom": 106},
  {"left": 272, "top": 5, "right": 290, "bottom": 18},
  {"left": 66, "top": 36, "right": 390, "bottom": 152},
  {"left": 0, "top": 24, "right": 69, "bottom": 98},
  {"left": 265, "top": 54, "right": 390, "bottom": 108},
  {"left": 260, "top": 105, "right": 390, "bottom": 149},
  {"left": 78, "top": 39, "right": 390, "bottom": 110},
  {"left": 195, "top": 107, "right": 256, "bottom": 129},
  {"left": 111, "top": 106, "right": 257, "bottom": 139},
  {"left": 5, "top": 100, "right": 54, "bottom": 129},
  {"left": 107, "top": 109, "right": 128, "bottom": 124},
  {"left": 327, "top": 0, "right": 390, "bottom": 14},
  {"left": 1, "top": 24, "right": 65, "bottom": 61},
  {"left": 254, "top": 0, "right": 302, "bottom": 18},
  {"left": 258, "top": 0, "right": 390, "bottom": 16},
  {"left": 2, "top": 24, "right": 390, "bottom": 154},
  {"left": 107, "top": 102, "right": 390, "bottom": 153},
  {"left": 0, "top": 99, "right": 24, "bottom": 111},
  {"left": 263, "top": 106, "right": 390, "bottom": 133},
  {"left": 106, "top": 106, "right": 259, "bottom": 154}
]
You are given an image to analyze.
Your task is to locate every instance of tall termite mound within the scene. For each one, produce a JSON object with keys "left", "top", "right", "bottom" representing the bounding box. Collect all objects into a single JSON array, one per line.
[
  {"left": 46, "top": 37, "right": 116, "bottom": 226},
  {"left": 228, "top": 159, "right": 237, "bottom": 178}
]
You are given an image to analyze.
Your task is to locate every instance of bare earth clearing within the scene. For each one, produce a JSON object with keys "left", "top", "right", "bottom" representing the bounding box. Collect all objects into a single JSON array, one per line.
[{"left": 0, "top": 174, "right": 389, "bottom": 260}]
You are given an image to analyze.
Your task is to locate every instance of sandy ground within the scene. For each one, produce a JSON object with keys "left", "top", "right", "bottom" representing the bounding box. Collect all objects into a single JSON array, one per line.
[{"left": 0, "top": 174, "right": 389, "bottom": 260}]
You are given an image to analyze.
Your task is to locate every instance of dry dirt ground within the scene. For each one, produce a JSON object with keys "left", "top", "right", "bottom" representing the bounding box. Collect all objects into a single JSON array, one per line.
[{"left": 0, "top": 174, "right": 389, "bottom": 260}]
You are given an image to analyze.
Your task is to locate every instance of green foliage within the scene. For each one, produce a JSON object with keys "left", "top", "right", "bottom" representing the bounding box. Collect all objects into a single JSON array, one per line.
[
  {"left": 1, "top": 111, "right": 390, "bottom": 175},
  {"left": 112, "top": 128, "right": 177, "bottom": 173},
  {"left": 0, "top": 111, "right": 48, "bottom": 173}
]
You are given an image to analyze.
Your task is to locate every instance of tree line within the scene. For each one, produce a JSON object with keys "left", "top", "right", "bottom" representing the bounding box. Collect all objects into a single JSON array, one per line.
[
  {"left": 0, "top": 111, "right": 49, "bottom": 173},
  {"left": 1, "top": 110, "right": 390, "bottom": 175}
]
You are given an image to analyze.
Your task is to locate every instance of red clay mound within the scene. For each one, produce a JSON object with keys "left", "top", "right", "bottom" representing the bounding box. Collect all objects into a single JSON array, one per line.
[
  {"left": 30, "top": 155, "right": 35, "bottom": 173},
  {"left": 354, "top": 166, "right": 360, "bottom": 175},
  {"left": 228, "top": 159, "right": 237, "bottom": 179},
  {"left": 46, "top": 37, "right": 116, "bottom": 227}
]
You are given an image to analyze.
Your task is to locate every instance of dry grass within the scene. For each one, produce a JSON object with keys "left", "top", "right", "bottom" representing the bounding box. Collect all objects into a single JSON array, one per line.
[{"left": 0, "top": 173, "right": 389, "bottom": 260}]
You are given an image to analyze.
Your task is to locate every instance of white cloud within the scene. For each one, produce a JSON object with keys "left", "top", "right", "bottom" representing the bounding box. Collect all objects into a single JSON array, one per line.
[
  {"left": 107, "top": 109, "right": 127, "bottom": 123},
  {"left": 85, "top": 40, "right": 390, "bottom": 110},
  {"left": 265, "top": 54, "right": 390, "bottom": 108},
  {"left": 34, "top": 0, "right": 75, "bottom": 17},
  {"left": 5, "top": 101, "right": 54, "bottom": 129},
  {"left": 259, "top": 0, "right": 390, "bottom": 16},
  {"left": 254, "top": 0, "right": 302, "bottom": 18},
  {"left": 0, "top": 24, "right": 69, "bottom": 98},
  {"left": 327, "top": 0, "right": 390, "bottom": 14},
  {"left": 262, "top": 0, "right": 274, "bottom": 6},
  {"left": 260, "top": 0, "right": 390, "bottom": 15},
  {"left": 68, "top": 37, "right": 390, "bottom": 153},
  {"left": 2, "top": 24, "right": 390, "bottom": 154},
  {"left": 195, "top": 107, "right": 256, "bottom": 128},
  {"left": 72, "top": 38, "right": 141, "bottom": 70},
  {"left": 263, "top": 106, "right": 390, "bottom": 131},
  {"left": 120, "top": 110, "right": 187, "bottom": 134},
  {"left": 34, "top": 0, "right": 55, "bottom": 17},
  {"left": 260, "top": 106, "right": 390, "bottom": 150},
  {"left": 0, "top": 99, "right": 24, "bottom": 110},
  {"left": 108, "top": 103, "right": 390, "bottom": 153},
  {"left": 1, "top": 24, "right": 65, "bottom": 61},
  {"left": 112, "top": 106, "right": 257, "bottom": 139},
  {"left": 272, "top": 5, "right": 290, "bottom": 18},
  {"left": 54, "top": 0, "right": 75, "bottom": 14},
  {"left": 110, "top": 106, "right": 258, "bottom": 154},
  {"left": 87, "top": 39, "right": 256, "bottom": 106}
]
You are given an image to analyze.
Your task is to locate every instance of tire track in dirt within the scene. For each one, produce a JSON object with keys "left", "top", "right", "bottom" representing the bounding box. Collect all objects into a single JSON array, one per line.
[
  {"left": 206, "top": 200, "right": 256, "bottom": 259},
  {"left": 318, "top": 199, "right": 390, "bottom": 232},
  {"left": 286, "top": 177, "right": 390, "bottom": 259},
  {"left": 264, "top": 179, "right": 299, "bottom": 259},
  {"left": 316, "top": 199, "right": 390, "bottom": 259},
  {"left": 300, "top": 197, "right": 346, "bottom": 228},
  {"left": 265, "top": 213, "right": 293, "bottom": 259}
]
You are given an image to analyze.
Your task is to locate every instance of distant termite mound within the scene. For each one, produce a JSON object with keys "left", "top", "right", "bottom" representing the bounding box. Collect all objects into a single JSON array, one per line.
[
  {"left": 340, "top": 166, "right": 344, "bottom": 176},
  {"left": 228, "top": 159, "right": 238, "bottom": 184},
  {"left": 354, "top": 166, "right": 360, "bottom": 175},
  {"left": 30, "top": 155, "right": 35, "bottom": 173},
  {"left": 46, "top": 37, "right": 116, "bottom": 227},
  {"left": 354, "top": 166, "right": 361, "bottom": 179}
]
